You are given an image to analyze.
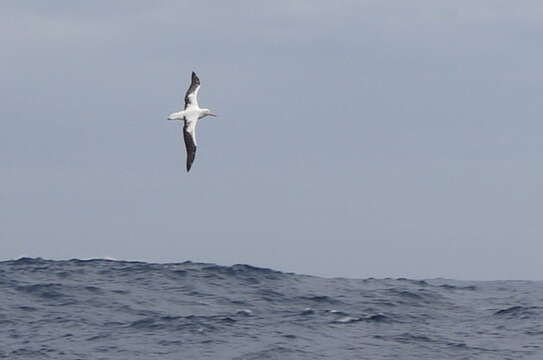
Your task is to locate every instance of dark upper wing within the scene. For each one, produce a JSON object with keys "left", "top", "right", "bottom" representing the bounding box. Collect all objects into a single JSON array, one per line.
[
  {"left": 183, "top": 120, "right": 197, "bottom": 172},
  {"left": 184, "top": 72, "right": 200, "bottom": 110}
]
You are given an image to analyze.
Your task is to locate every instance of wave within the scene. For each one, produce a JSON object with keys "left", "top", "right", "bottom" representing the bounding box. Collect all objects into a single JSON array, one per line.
[{"left": 1, "top": 258, "right": 542, "bottom": 359}]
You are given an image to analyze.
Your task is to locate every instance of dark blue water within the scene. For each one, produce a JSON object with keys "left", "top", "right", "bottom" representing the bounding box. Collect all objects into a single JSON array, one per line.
[{"left": 1, "top": 258, "right": 542, "bottom": 359}]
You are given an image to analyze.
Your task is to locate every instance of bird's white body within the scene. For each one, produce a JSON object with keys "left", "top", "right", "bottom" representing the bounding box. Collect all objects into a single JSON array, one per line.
[{"left": 168, "top": 108, "right": 212, "bottom": 122}]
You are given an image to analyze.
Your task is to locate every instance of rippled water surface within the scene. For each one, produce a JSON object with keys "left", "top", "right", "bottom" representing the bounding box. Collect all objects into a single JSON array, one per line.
[{"left": 1, "top": 258, "right": 542, "bottom": 359}]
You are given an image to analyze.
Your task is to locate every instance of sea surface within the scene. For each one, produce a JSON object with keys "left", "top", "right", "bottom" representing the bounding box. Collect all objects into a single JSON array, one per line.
[{"left": 1, "top": 258, "right": 542, "bottom": 359}]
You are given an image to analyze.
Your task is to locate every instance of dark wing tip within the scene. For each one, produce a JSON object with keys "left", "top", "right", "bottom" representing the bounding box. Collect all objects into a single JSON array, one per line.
[
  {"left": 185, "top": 149, "right": 196, "bottom": 172},
  {"left": 191, "top": 71, "right": 200, "bottom": 85}
]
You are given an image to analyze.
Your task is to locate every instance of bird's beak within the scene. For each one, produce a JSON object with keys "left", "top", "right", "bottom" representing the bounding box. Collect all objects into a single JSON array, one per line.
[{"left": 208, "top": 113, "right": 217, "bottom": 117}]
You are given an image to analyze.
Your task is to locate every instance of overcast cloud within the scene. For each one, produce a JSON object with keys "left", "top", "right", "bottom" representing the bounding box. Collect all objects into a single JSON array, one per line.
[{"left": 2, "top": 1, "right": 543, "bottom": 280}]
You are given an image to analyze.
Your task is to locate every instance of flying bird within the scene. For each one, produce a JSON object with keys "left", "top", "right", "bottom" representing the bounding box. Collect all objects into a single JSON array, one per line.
[{"left": 168, "top": 72, "right": 216, "bottom": 172}]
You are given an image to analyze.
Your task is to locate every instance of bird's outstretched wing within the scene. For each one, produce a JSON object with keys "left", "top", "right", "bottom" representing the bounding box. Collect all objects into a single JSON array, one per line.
[
  {"left": 184, "top": 72, "right": 200, "bottom": 110},
  {"left": 183, "top": 119, "right": 198, "bottom": 172}
]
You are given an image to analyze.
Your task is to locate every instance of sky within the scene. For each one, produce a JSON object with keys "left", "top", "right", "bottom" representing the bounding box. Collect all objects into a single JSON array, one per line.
[{"left": 2, "top": 1, "right": 543, "bottom": 280}]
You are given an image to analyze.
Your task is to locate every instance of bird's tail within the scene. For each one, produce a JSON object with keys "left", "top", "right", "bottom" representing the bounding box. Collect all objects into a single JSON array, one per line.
[{"left": 167, "top": 111, "right": 184, "bottom": 120}]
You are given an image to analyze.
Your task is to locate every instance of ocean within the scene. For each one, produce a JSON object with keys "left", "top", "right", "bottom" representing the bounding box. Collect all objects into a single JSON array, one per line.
[{"left": 1, "top": 258, "right": 541, "bottom": 359}]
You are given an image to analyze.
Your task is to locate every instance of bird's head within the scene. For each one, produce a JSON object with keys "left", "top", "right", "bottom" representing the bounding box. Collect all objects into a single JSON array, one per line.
[{"left": 203, "top": 109, "right": 217, "bottom": 118}]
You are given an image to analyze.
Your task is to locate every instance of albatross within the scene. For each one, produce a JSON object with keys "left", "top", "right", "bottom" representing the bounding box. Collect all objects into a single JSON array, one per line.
[{"left": 168, "top": 72, "right": 216, "bottom": 172}]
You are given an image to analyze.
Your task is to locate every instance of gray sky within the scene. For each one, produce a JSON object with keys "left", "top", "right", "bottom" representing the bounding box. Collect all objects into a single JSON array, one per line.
[{"left": 2, "top": 1, "right": 543, "bottom": 280}]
